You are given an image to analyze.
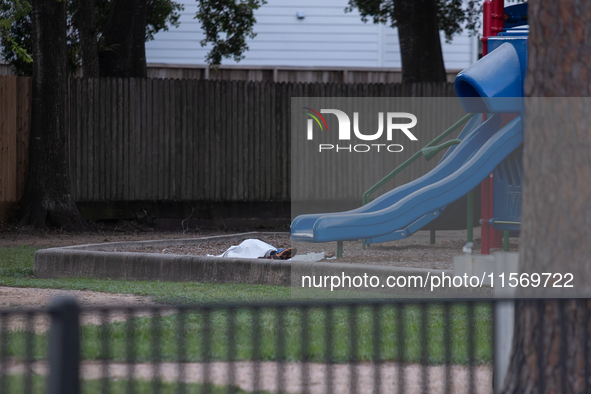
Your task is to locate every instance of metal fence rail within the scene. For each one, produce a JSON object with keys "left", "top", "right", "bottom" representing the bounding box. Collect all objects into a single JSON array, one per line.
[{"left": 1, "top": 297, "right": 496, "bottom": 394}]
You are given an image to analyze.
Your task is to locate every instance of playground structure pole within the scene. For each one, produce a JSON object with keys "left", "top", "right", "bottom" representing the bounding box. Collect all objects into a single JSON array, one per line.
[{"left": 479, "top": 0, "right": 505, "bottom": 254}]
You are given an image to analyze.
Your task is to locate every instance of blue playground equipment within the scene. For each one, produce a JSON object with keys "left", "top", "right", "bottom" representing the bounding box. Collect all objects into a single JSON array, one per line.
[{"left": 291, "top": 3, "right": 527, "bottom": 255}]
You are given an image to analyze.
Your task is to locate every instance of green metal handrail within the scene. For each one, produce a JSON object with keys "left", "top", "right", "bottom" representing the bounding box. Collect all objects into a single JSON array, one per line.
[
  {"left": 362, "top": 113, "right": 476, "bottom": 206},
  {"left": 490, "top": 220, "right": 521, "bottom": 225},
  {"left": 421, "top": 139, "right": 462, "bottom": 161},
  {"left": 490, "top": 221, "right": 521, "bottom": 251}
]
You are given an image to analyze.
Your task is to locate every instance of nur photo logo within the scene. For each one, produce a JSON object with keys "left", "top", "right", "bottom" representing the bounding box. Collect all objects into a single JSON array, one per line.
[{"left": 303, "top": 107, "right": 418, "bottom": 153}]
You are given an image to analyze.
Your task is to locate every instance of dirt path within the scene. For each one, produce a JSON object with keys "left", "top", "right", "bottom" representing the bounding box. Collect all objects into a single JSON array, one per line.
[
  {"left": 0, "top": 287, "right": 156, "bottom": 309},
  {"left": 0, "top": 228, "right": 227, "bottom": 249},
  {"left": 5, "top": 360, "right": 492, "bottom": 394},
  {"left": 0, "top": 287, "right": 164, "bottom": 332}
]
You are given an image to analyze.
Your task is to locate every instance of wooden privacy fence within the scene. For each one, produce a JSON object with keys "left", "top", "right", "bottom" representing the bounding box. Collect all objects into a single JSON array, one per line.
[
  {"left": 69, "top": 78, "right": 458, "bottom": 203},
  {"left": 0, "top": 77, "right": 458, "bottom": 221},
  {"left": 0, "top": 76, "right": 31, "bottom": 221},
  {"left": 291, "top": 97, "right": 467, "bottom": 203},
  {"left": 69, "top": 78, "right": 292, "bottom": 202},
  {"left": 146, "top": 63, "right": 460, "bottom": 84}
]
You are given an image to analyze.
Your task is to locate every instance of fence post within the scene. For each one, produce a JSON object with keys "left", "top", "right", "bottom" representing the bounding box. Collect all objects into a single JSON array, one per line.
[
  {"left": 492, "top": 253, "right": 518, "bottom": 394},
  {"left": 452, "top": 252, "right": 517, "bottom": 394},
  {"left": 48, "top": 297, "right": 80, "bottom": 394},
  {"left": 494, "top": 300, "right": 514, "bottom": 393}
]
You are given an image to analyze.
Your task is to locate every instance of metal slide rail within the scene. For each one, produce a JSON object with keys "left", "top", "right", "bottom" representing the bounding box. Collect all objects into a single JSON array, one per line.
[{"left": 361, "top": 113, "right": 476, "bottom": 206}]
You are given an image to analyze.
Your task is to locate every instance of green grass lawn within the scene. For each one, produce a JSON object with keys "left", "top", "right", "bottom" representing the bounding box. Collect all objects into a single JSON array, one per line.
[
  {"left": 7, "top": 303, "right": 492, "bottom": 365},
  {"left": 1, "top": 245, "right": 493, "bottom": 365},
  {"left": 0, "top": 246, "right": 290, "bottom": 304}
]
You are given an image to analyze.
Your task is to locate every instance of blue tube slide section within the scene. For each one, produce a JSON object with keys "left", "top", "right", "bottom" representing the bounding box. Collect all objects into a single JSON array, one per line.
[
  {"left": 455, "top": 42, "right": 524, "bottom": 114},
  {"left": 291, "top": 116, "right": 523, "bottom": 242}
]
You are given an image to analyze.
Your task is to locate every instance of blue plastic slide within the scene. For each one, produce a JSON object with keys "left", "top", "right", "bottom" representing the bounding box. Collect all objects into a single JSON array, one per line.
[
  {"left": 291, "top": 114, "right": 485, "bottom": 241},
  {"left": 291, "top": 35, "right": 528, "bottom": 245},
  {"left": 291, "top": 115, "right": 523, "bottom": 243},
  {"left": 292, "top": 36, "right": 527, "bottom": 244}
]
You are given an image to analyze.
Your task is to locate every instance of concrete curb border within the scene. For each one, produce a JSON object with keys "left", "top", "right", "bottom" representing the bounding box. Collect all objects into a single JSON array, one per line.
[{"left": 34, "top": 232, "right": 448, "bottom": 287}]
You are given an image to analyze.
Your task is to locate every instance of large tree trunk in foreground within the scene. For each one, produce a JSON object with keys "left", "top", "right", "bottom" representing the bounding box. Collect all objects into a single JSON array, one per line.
[
  {"left": 18, "top": 0, "right": 88, "bottom": 231},
  {"left": 394, "top": 0, "right": 446, "bottom": 83},
  {"left": 74, "top": 0, "right": 99, "bottom": 77},
  {"left": 99, "top": 0, "right": 147, "bottom": 78},
  {"left": 502, "top": 0, "right": 591, "bottom": 392}
]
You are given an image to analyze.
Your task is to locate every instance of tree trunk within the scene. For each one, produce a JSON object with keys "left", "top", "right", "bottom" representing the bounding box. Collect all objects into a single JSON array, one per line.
[
  {"left": 74, "top": 0, "right": 99, "bottom": 77},
  {"left": 18, "top": 0, "right": 88, "bottom": 231},
  {"left": 393, "top": 0, "right": 447, "bottom": 83},
  {"left": 503, "top": 300, "right": 591, "bottom": 393},
  {"left": 502, "top": 0, "right": 591, "bottom": 392},
  {"left": 98, "top": 0, "right": 148, "bottom": 78}
]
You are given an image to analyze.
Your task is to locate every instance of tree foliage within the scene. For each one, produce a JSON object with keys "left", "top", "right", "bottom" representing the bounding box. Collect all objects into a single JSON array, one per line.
[
  {"left": 0, "top": 0, "right": 31, "bottom": 67},
  {"left": 346, "top": 0, "right": 480, "bottom": 43},
  {"left": 2, "top": 0, "right": 269, "bottom": 74},
  {"left": 345, "top": 0, "right": 481, "bottom": 83},
  {"left": 94, "top": 0, "right": 183, "bottom": 42},
  {"left": 0, "top": 0, "right": 183, "bottom": 76},
  {"left": 195, "top": 0, "right": 266, "bottom": 66}
]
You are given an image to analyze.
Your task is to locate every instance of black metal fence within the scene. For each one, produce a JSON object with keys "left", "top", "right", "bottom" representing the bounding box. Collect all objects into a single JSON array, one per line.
[{"left": 1, "top": 297, "right": 497, "bottom": 394}]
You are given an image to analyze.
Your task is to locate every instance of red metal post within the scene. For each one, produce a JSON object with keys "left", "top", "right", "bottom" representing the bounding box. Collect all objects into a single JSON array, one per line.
[
  {"left": 492, "top": 0, "right": 506, "bottom": 35},
  {"left": 480, "top": 177, "right": 491, "bottom": 254},
  {"left": 481, "top": 0, "right": 492, "bottom": 55},
  {"left": 489, "top": 175, "right": 504, "bottom": 249},
  {"left": 479, "top": 0, "right": 505, "bottom": 254}
]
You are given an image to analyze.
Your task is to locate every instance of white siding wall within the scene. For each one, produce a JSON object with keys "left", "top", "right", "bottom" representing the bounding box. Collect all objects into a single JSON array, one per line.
[{"left": 145, "top": 0, "right": 478, "bottom": 70}]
